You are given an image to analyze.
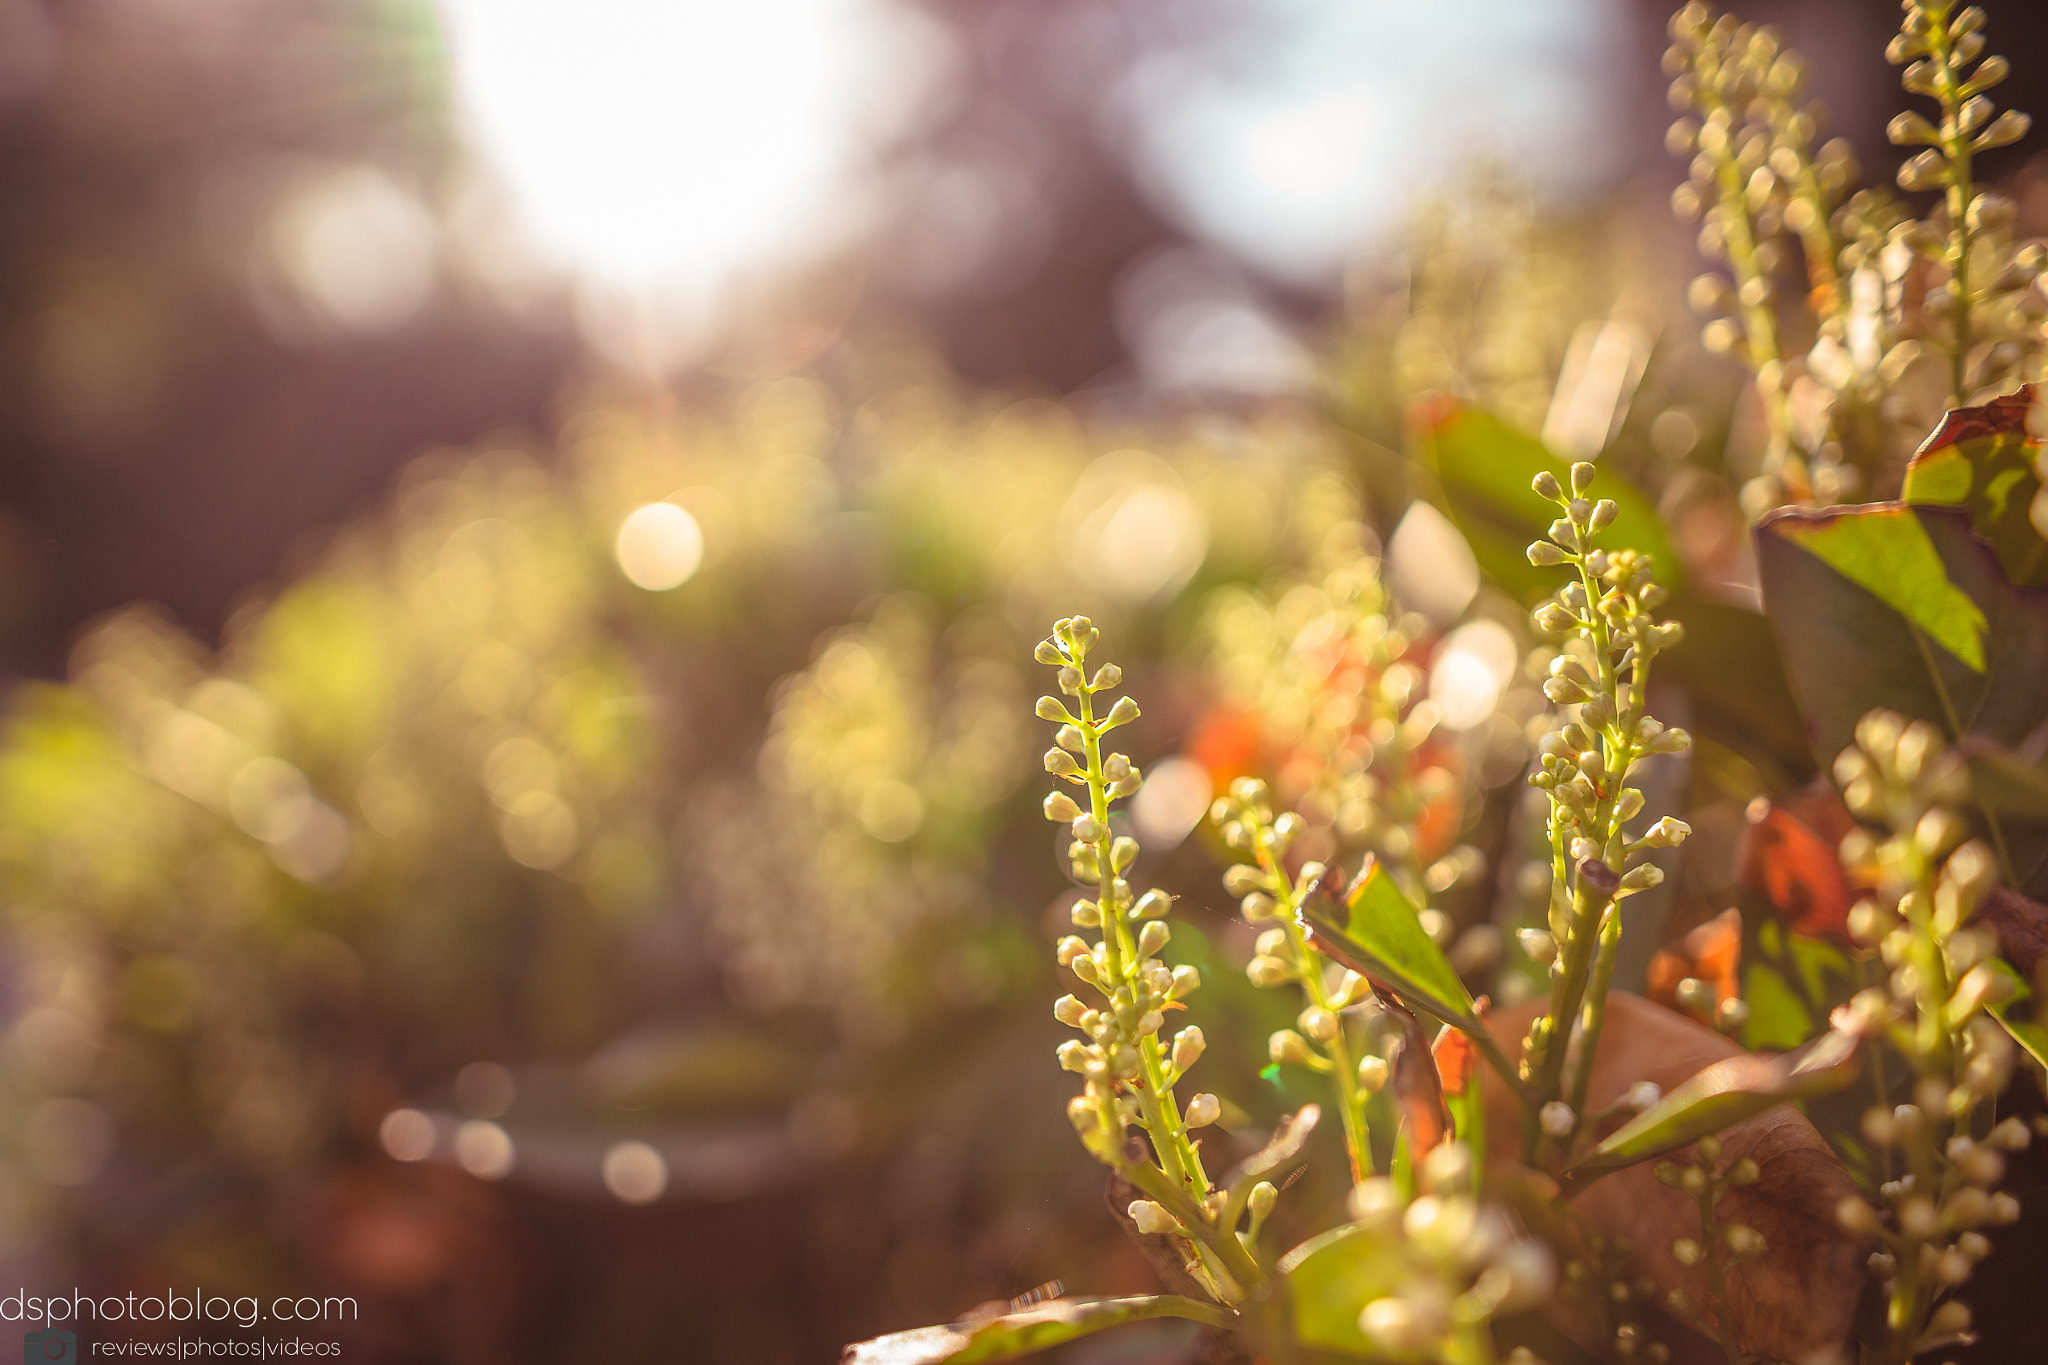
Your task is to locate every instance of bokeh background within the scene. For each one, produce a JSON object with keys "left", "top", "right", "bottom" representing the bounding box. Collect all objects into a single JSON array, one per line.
[{"left": 2, "top": 0, "right": 2047, "bottom": 1361}]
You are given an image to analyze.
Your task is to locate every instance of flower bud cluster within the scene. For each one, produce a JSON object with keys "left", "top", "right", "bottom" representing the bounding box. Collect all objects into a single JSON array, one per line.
[
  {"left": 1665, "top": 2, "right": 1859, "bottom": 509},
  {"left": 1666, "top": 0, "right": 2047, "bottom": 518},
  {"left": 1652, "top": 1136, "right": 1766, "bottom": 1348},
  {"left": 1346, "top": 1144, "right": 1556, "bottom": 1358},
  {"left": 1887, "top": 0, "right": 2046, "bottom": 402},
  {"left": 1198, "top": 532, "right": 1452, "bottom": 901},
  {"left": 1519, "top": 465, "right": 1692, "bottom": 1125},
  {"left": 1828, "top": 707, "right": 2027, "bottom": 1359},
  {"left": 1037, "top": 616, "right": 1249, "bottom": 1303},
  {"left": 1211, "top": 777, "right": 1380, "bottom": 1179}
]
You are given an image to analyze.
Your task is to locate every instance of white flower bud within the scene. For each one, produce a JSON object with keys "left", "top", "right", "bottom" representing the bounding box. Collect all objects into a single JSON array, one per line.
[
  {"left": 1055, "top": 724, "right": 1085, "bottom": 752},
  {"left": 1035, "top": 640, "right": 1066, "bottom": 666},
  {"left": 1184, "top": 1093, "right": 1221, "bottom": 1128},
  {"left": 1360, "top": 1298, "right": 1436, "bottom": 1354},
  {"left": 1516, "top": 928, "right": 1557, "bottom": 965},
  {"left": 1248, "top": 955, "right": 1292, "bottom": 988},
  {"left": 1356, "top": 1055, "right": 1389, "bottom": 1093},
  {"left": 1091, "top": 664, "right": 1122, "bottom": 690},
  {"left": 1105, "top": 696, "right": 1140, "bottom": 727},
  {"left": 1620, "top": 863, "right": 1665, "bottom": 892},
  {"left": 1540, "top": 1101, "right": 1576, "bottom": 1138},
  {"left": 1642, "top": 816, "right": 1691, "bottom": 847},
  {"left": 1836, "top": 1196, "right": 1878, "bottom": 1234},
  {"left": 1247, "top": 1181, "right": 1278, "bottom": 1220},
  {"left": 1071, "top": 814, "right": 1104, "bottom": 842},
  {"left": 1137, "top": 920, "right": 1170, "bottom": 957},
  {"left": 1056, "top": 1041, "right": 1091, "bottom": 1073},
  {"left": 1419, "top": 1142, "right": 1472, "bottom": 1194},
  {"left": 1172, "top": 1025, "right": 1206, "bottom": 1071},
  {"left": 1222, "top": 864, "right": 1264, "bottom": 897},
  {"left": 1169, "top": 964, "right": 1201, "bottom": 999},
  {"left": 1137, "top": 1009, "right": 1164, "bottom": 1036},
  {"left": 1299, "top": 1006, "right": 1340, "bottom": 1042},
  {"left": 1044, "top": 791, "right": 1082, "bottom": 822},
  {"left": 1054, "top": 995, "right": 1088, "bottom": 1027},
  {"left": 1127, "top": 1199, "right": 1179, "bottom": 1236},
  {"left": 1723, "top": 1224, "right": 1765, "bottom": 1259},
  {"left": 1625, "top": 1081, "right": 1662, "bottom": 1112},
  {"left": 1269, "top": 1029, "right": 1312, "bottom": 1065}
]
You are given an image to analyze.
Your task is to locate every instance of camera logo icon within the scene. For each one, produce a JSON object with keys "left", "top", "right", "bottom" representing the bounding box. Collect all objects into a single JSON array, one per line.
[{"left": 23, "top": 1329, "right": 75, "bottom": 1364}]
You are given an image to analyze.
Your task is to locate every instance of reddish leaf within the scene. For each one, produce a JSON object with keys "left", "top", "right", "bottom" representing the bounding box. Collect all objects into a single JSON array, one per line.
[
  {"left": 1478, "top": 994, "right": 1869, "bottom": 1362},
  {"left": 1647, "top": 908, "right": 1744, "bottom": 1008},
  {"left": 1737, "top": 781, "right": 1872, "bottom": 942}
]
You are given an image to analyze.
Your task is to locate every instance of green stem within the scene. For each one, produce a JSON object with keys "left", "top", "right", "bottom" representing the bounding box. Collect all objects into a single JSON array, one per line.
[
  {"left": 1267, "top": 854, "right": 1374, "bottom": 1182},
  {"left": 1697, "top": 84, "right": 1799, "bottom": 481},
  {"left": 1924, "top": 2, "right": 1977, "bottom": 406},
  {"left": 1568, "top": 906, "right": 1625, "bottom": 1125}
]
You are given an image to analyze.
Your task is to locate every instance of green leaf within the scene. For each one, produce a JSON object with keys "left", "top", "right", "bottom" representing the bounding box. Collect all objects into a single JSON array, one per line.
[
  {"left": 1659, "top": 595, "right": 1815, "bottom": 778},
  {"left": 1565, "top": 1028, "right": 1863, "bottom": 1183},
  {"left": 1740, "top": 964, "right": 1812, "bottom": 1053},
  {"left": 1299, "top": 856, "right": 1478, "bottom": 1033},
  {"left": 1765, "top": 504, "right": 1988, "bottom": 670},
  {"left": 1901, "top": 386, "right": 2048, "bottom": 586},
  {"left": 1278, "top": 1222, "right": 1409, "bottom": 1356},
  {"left": 1985, "top": 960, "right": 2048, "bottom": 1073},
  {"left": 1415, "top": 402, "right": 1681, "bottom": 602},
  {"left": 1755, "top": 504, "right": 2048, "bottom": 897},
  {"left": 840, "top": 1296, "right": 1231, "bottom": 1365}
]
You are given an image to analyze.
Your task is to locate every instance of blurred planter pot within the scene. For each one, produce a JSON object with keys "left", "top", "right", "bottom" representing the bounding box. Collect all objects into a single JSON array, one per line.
[{"left": 1479, "top": 992, "right": 1869, "bottom": 1362}]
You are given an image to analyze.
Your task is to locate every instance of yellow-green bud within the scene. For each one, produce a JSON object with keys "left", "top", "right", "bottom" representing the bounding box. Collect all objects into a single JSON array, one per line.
[
  {"left": 1127, "top": 1199, "right": 1178, "bottom": 1236},
  {"left": 1269, "top": 1029, "right": 1312, "bottom": 1065},
  {"left": 1036, "top": 696, "right": 1074, "bottom": 723},
  {"left": 1044, "top": 791, "right": 1083, "bottom": 823},
  {"left": 1172, "top": 1025, "right": 1206, "bottom": 1071}
]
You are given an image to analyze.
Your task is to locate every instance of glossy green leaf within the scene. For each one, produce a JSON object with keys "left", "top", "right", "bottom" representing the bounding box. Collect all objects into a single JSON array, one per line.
[
  {"left": 1985, "top": 960, "right": 2048, "bottom": 1073},
  {"left": 1901, "top": 386, "right": 2048, "bottom": 587},
  {"left": 1660, "top": 596, "right": 1815, "bottom": 777},
  {"left": 1415, "top": 402, "right": 1681, "bottom": 603},
  {"left": 1756, "top": 504, "right": 2048, "bottom": 898},
  {"left": 1299, "top": 856, "right": 1478, "bottom": 1033},
  {"left": 840, "top": 1296, "right": 1231, "bottom": 1365},
  {"left": 1769, "top": 506, "right": 1988, "bottom": 669},
  {"left": 1740, "top": 964, "right": 1812, "bottom": 1053},
  {"left": 1565, "top": 1028, "right": 1863, "bottom": 1182},
  {"left": 1279, "top": 1222, "right": 1408, "bottom": 1356}
]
